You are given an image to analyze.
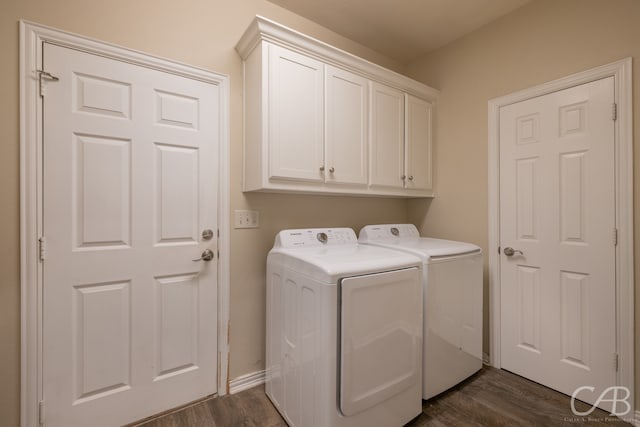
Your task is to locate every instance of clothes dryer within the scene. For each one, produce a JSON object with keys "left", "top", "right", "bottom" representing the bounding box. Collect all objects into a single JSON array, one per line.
[
  {"left": 266, "top": 228, "right": 423, "bottom": 426},
  {"left": 359, "top": 224, "right": 483, "bottom": 399}
]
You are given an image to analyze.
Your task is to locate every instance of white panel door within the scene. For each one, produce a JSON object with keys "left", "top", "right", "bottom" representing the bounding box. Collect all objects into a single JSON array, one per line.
[
  {"left": 325, "top": 65, "right": 368, "bottom": 185},
  {"left": 42, "top": 43, "right": 219, "bottom": 427},
  {"left": 405, "top": 94, "right": 433, "bottom": 192},
  {"left": 340, "top": 268, "right": 421, "bottom": 416},
  {"left": 268, "top": 44, "right": 324, "bottom": 182},
  {"left": 499, "top": 77, "right": 616, "bottom": 409},
  {"left": 370, "top": 82, "right": 404, "bottom": 189}
]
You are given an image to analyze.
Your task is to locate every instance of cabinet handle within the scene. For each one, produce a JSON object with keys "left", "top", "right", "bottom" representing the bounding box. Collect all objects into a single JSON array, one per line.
[
  {"left": 408, "top": 175, "right": 414, "bottom": 181},
  {"left": 401, "top": 175, "right": 406, "bottom": 180},
  {"left": 329, "top": 167, "right": 335, "bottom": 173},
  {"left": 319, "top": 166, "right": 325, "bottom": 172}
]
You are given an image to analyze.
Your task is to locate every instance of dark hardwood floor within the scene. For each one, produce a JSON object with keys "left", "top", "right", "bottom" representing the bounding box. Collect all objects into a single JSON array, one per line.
[
  {"left": 407, "top": 367, "right": 631, "bottom": 427},
  {"left": 134, "top": 367, "right": 632, "bottom": 427}
]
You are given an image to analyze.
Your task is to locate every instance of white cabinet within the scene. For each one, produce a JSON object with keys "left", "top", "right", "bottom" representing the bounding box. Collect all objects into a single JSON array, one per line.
[
  {"left": 325, "top": 65, "right": 369, "bottom": 186},
  {"left": 405, "top": 94, "right": 433, "bottom": 192},
  {"left": 370, "top": 82, "right": 405, "bottom": 189},
  {"left": 237, "top": 16, "right": 439, "bottom": 198},
  {"left": 268, "top": 45, "right": 324, "bottom": 182},
  {"left": 370, "top": 87, "right": 434, "bottom": 194}
]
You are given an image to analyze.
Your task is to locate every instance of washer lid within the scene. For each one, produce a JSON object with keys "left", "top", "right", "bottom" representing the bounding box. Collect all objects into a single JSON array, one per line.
[
  {"left": 269, "top": 228, "right": 422, "bottom": 282},
  {"left": 359, "top": 224, "right": 481, "bottom": 260}
]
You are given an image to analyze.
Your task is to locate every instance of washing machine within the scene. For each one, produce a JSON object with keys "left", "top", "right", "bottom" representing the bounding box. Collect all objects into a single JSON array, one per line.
[
  {"left": 266, "top": 228, "right": 423, "bottom": 427},
  {"left": 358, "top": 224, "right": 483, "bottom": 399}
]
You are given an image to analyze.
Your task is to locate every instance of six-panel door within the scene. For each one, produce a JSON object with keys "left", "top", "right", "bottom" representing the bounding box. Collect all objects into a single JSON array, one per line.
[
  {"left": 499, "top": 77, "right": 616, "bottom": 411},
  {"left": 42, "top": 42, "right": 219, "bottom": 427}
]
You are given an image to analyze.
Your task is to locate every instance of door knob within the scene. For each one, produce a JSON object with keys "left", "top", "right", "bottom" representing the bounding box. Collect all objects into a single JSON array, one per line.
[
  {"left": 193, "top": 249, "right": 215, "bottom": 262},
  {"left": 503, "top": 247, "right": 524, "bottom": 257}
]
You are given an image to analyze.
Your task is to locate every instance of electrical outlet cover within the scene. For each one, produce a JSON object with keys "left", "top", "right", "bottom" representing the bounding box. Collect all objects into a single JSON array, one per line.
[{"left": 234, "top": 210, "right": 259, "bottom": 228}]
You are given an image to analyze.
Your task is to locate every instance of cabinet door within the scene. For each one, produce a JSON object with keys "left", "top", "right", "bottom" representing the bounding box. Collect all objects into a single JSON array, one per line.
[
  {"left": 268, "top": 44, "right": 324, "bottom": 182},
  {"left": 370, "top": 82, "right": 404, "bottom": 188},
  {"left": 405, "top": 94, "right": 433, "bottom": 192},
  {"left": 325, "top": 65, "right": 368, "bottom": 185}
]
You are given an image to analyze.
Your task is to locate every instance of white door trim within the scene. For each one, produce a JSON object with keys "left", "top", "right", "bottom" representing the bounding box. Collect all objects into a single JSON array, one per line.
[
  {"left": 19, "top": 21, "right": 231, "bottom": 427},
  {"left": 488, "top": 58, "right": 634, "bottom": 410}
]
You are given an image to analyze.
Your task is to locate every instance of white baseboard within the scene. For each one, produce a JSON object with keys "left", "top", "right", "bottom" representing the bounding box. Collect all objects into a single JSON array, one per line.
[
  {"left": 482, "top": 352, "right": 490, "bottom": 365},
  {"left": 228, "top": 370, "right": 266, "bottom": 394}
]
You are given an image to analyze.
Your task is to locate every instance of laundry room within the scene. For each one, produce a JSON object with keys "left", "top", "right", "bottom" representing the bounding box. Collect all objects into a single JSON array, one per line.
[{"left": 1, "top": 0, "right": 639, "bottom": 426}]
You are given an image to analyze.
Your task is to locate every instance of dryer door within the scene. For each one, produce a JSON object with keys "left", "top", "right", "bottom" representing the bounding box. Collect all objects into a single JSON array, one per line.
[{"left": 339, "top": 267, "right": 421, "bottom": 416}]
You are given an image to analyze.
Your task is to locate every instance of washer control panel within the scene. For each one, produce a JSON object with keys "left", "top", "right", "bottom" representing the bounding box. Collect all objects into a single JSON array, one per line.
[
  {"left": 358, "top": 224, "right": 420, "bottom": 241},
  {"left": 276, "top": 228, "right": 357, "bottom": 248}
]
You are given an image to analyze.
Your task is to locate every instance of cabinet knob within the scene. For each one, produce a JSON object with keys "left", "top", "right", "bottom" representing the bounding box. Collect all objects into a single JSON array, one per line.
[
  {"left": 401, "top": 175, "right": 406, "bottom": 180},
  {"left": 319, "top": 166, "right": 325, "bottom": 172},
  {"left": 408, "top": 175, "right": 414, "bottom": 181},
  {"left": 329, "top": 167, "right": 335, "bottom": 173}
]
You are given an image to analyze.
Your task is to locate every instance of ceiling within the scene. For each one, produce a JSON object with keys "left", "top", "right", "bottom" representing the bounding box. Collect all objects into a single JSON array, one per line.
[{"left": 267, "top": 0, "right": 532, "bottom": 63}]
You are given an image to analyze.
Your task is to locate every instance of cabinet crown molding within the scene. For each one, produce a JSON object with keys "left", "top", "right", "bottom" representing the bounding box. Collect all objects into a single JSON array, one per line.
[{"left": 235, "top": 15, "right": 439, "bottom": 101}]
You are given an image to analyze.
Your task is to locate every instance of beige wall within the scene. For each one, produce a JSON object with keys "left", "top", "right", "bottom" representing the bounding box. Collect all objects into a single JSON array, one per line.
[
  {"left": 4, "top": 0, "right": 640, "bottom": 423},
  {"left": 406, "top": 0, "right": 640, "bottom": 406},
  {"left": 0, "top": 1, "right": 408, "bottom": 424}
]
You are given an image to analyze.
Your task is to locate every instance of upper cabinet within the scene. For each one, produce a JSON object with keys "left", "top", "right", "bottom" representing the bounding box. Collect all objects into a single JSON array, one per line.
[
  {"left": 236, "top": 16, "right": 439, "bottom": 198},
  {"left": 325, "top": 65, "right": 369, "bottom": 186},
  {"left": 405, "top": 94, "right": 433, "bottom": 192},
  {"left": 268, "top": 45, "right": 324, "bottom": 183},
  {"left": 370, "top": 82, "right": 405, "bottom": 190}
]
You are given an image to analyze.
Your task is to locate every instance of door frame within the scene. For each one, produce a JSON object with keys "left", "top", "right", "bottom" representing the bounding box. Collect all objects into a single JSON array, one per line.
[
  {"left": 488, "top": 58, "right": 634, "bottom": 410},
  {"left": 19, "top": 21, "right": 231, "bottom": 427}
]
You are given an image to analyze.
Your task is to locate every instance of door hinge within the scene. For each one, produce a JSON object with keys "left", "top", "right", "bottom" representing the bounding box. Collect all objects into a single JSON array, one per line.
[
  {"left": 37, "top": 70, "right": 59, "bottom": 97},
  {"left": 613, "top": 228, "right": 618, "bottom": 246},
  {"left": 614, "top": 353, "right": 619, "bottom": 372},
  {"left": 38, "top": 400, "right": 45, "bottom": 425},
  {"left": 612, "top": 102, "right": 618, "bottom": 121},
  {"left": 38, "top": 237, "right": 47, "bottom": 261}
]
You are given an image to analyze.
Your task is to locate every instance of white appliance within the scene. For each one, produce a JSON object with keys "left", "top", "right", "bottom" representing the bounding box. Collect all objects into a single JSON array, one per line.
[
  {"left": 266, "top": 228, "right": 423, "bottom": 427},
  {"left": 358, "top": 224, "right": 483, "bottom": 399}
]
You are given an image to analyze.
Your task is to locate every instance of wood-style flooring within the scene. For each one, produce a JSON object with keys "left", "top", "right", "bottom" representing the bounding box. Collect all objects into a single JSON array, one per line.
[{"left": 134, "top": 367, "right": 632, "bottom": 427}]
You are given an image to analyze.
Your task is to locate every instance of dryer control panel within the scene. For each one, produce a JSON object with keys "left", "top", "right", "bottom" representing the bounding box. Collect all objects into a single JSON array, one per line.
[{"left": 275, "top": 228, "right": 357, "bottom": 248}]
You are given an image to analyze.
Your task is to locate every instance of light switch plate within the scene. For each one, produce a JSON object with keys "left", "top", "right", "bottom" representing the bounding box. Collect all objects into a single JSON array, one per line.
[{"left": 234, "top": 210, "right": 259, "bottom": 229}]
